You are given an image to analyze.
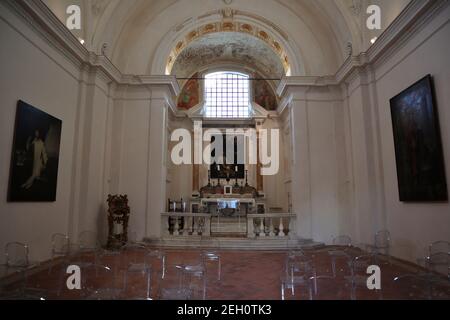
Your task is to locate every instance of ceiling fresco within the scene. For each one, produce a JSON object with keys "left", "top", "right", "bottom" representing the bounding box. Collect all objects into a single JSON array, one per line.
[{"left": 171, "top": 32, "right": 285, "bottom": 79}]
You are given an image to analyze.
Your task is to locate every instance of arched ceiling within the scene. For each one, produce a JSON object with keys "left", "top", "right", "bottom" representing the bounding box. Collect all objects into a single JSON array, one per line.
[
  {"left": 171, "top": 32, "right": 285, "bottom": 79},
  {"left": 43, "top": 0, "right": 412, "bottom": 77}
]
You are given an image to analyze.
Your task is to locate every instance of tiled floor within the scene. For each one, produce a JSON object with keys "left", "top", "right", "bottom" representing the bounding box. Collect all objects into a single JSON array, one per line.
[{"left": 2, "top": 246, "right": 450, "bottom": 300}]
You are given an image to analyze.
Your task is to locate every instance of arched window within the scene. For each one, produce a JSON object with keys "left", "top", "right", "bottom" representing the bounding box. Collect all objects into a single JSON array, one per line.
[{"left": 204, "top": 71, "right": 250, "bottom": 118}]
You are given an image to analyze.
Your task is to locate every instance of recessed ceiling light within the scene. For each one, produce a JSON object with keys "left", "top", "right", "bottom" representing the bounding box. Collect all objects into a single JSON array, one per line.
[
  {"left": 370, "top": 37, "right": 378, "bottom": 44},
  {"left": 79, "top": 38, "right": 85, "bottom": 45}
]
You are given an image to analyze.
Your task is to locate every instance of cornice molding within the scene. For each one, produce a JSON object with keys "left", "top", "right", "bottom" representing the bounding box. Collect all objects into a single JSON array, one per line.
[
  {"left": 5, "top": 0, "right": 180, "bottom": 94},
  {"left": 278, "top": 0, "right": 449, "bottom": 96},
  {"left": 4, "top": 0, "right": 449, "bottom": 108}
]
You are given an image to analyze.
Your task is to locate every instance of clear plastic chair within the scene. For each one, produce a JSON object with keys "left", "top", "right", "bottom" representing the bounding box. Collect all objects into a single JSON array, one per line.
[
  {"left": 121, "top": 243, "right": 152, "bottom": 300},
  {"left": 393, "top": 272, "right": 450, "bottom": 300},
  {"left": 426, "top": 252, "right": 449, "bottom": 279},
  {"left": 49, "top": 234, "right": 70, "bottom": 274},
  {"left": 367, "top": 230, "right": 391, "bottom": 264},
  {"left": 58, "top": 262, "right": 121, "bottom": 300},
  {"left": 429, "top": 241, "right": 450, "bottom": 256},
  {"left": 77, "top": 231, "right": 100, "bottom": 265},
  {"left": 202, "top": 251, "right": 221, "bottom": 281},
  {"left": 1, "top": 242, "right": 34, "bottom": 295},
  {"left": 122, "top": 263, "right": 152, "bottom": 300},
  {"left": 4, "top": 242, "right": 30, "bottom": 271},
  {"left": 127, "top": 231, "right": 147, "bottom": 246},
  {"left": 309, "top": 273, "right": 341, "bottom": 299},
  {"left": 97, "top": 249, "right": 122, "bottom": 289},
  {"left": 329, "top": 235, "right": 352, "bottom": 277},
  {"left": 176, "top": 258, "right": 207, "bottom": 300},
  {"left": 333, "top": 235, "right": 352, "bottom": 247},
  {"left": 78, "top": 231, "right": 99, "bottom": 252},
  {"left": 147, "top": 249, "right": 166, "bottom": 279},
  {"left": 345, "top": 254, "right": 382, "bottom": 300},
  {"left": 281, "top": 256, "right": 315, "bottom": 300},
  {"left": 158, "top": 264, "right": 192, "bottom": 300},
  {"left": 287, "top": 249, "right": 306, "bottom": 258}
]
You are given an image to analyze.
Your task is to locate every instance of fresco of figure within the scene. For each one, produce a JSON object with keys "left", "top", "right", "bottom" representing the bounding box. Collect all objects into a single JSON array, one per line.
[
  {"left": 254, "top": 80, "right": 277, "bottom": 111},
  {"left": 178, "top": 73, "right": 200, "bottom": 110}
]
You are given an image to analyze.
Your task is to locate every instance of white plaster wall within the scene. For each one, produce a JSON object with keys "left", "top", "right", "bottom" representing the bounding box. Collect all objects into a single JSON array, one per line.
[
  {"left": 287, "top": 87, "right": 346, "bottom": 243},
  {"left": 113, "top": 87, "right": 170, "bottom": 241},
  {"left": 374, "top": 6, "right": 450, "bottom": 261},
  {"left": 345, "top": 5, "right": 450, "bottom": 262},
  {"left": 308, "top": 100, "right": 340, "bottom": 243},
  {"left": 0, "top": 6, "right": 78, "bottom": 263},
  {"left": 116, "top": 89, "right": 152, "bottom": 242},
  {"left": 0, "top": 3, "right": 112, "bottom": 263}
]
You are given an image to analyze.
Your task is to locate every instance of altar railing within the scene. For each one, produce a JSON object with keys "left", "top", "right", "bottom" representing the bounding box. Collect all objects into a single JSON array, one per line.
[
  {"left": 161, "top": 212, "right": 297, "bottom": 239},
  {"left": 247, "top": 213, "right": 296, "bottom": 238},
  {"left": 161, "top": 212, "right": 212, "bottom": 237}
]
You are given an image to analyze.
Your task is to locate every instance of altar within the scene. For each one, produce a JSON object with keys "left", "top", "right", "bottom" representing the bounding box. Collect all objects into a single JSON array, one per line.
[{"left": 200, "top": 197, "right": 256, "bottom": 216}]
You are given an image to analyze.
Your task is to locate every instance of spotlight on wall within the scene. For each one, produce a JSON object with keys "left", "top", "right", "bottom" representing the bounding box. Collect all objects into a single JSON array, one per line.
[{"left": 370, "top": 37, "right": 378, "bottom": 44}]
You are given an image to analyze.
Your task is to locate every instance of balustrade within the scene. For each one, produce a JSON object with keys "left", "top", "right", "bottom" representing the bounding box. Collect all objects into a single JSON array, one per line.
[{"left": 161, "top": 212, "right": 296, "bottom": 239}]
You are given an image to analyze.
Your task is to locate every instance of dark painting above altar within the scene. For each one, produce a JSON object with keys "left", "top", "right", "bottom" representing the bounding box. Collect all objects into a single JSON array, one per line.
[
  {"left": 210, "top": 134, "right": 245, "bottom": 180},
  {"left": 211, "top": 163, "right": 245, "bottom": 180}
]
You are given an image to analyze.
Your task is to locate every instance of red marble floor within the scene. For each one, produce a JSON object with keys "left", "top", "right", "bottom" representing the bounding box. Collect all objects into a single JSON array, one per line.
[{"left": 3, "top": 247, "right": 450, "bottom": 300}]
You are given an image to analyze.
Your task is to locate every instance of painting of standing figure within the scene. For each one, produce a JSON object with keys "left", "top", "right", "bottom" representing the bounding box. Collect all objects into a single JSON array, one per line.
[
  {"left": 8, "top": 100, "right": 62, "bottom": 202},
  {"left": 390, "top": 75, "right": 448, "bottom": 202}
]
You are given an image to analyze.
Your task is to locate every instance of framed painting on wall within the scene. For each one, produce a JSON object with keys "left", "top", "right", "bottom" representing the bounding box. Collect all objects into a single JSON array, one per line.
[
  {"left": 8, "top": 100, "right": 62, "bottom": 202},
  {"left": 390, "top": 75, "right": 448, "bottom": 202}
]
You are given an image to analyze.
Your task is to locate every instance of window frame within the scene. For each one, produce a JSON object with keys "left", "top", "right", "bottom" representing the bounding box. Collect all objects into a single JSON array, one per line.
[{"left": 203, "top": 71, "right": 252, "bottom": 119}]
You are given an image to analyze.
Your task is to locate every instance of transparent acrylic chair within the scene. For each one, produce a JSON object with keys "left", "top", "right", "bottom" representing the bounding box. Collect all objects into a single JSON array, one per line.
[
  {"left": 175, "top": 254, "right": 207, "bottom": 300},
  {"left": 85, "top": 263, "right": 122, "bottom": 300},
  {"left": 158, "top": 264, "right": 192, "bottom": 300},
  {"left": 57, "top": 262, "right": 121, "bottom": 300},
  {"left": 417, "top": 241, "right": 449, "bottom": 279},
  {"left": 0, "top": 248, "right": 46, "bottom": 300},
  {"left": 122, "top": 266, "right": 152, "bottom": 300},
  {"left": 426, "top": 252, "right": 450, "bottom": 280},
  {"left": 202, "top": 250, "right": 221, "bottom": 281},
  {"left": 78, "top": 231, "right": 99, "bottom": 251},
  {"left": 78, "top": 231, "right": 100, "bottom": 264},
  {"left": 429, "top": 241, "right": 450, "bottom": 278},
  {"left": 97, "top": 248, "right": 122, "bottom": 295},
  {"left": 1, "top": 242, "right": 32, "bottom": 294},
  {"left": 328, "top": 235, "right": 352, "bottom": 278},
  {"left": 49, "top": 233, "right": 70, "bottom": 274},
  {"left": 281, "top": 255, "right": 315, "bottom": 300},
  {"left": 345, "top": 254, "right": 382, "bottom": 300},
  {"left": 4, "top": 242, "right": 31, "bottom": 273},
  {"left": 429, "top": 241, "right": 450, "bottom": 255},
  {"left": 147, "top": 249, "right": 166, "bottom": 280},
  {"left": 121, "top": 243, "right": 152, "bottom": 300},
  {"left": 367, "top": 230, "right": 391, "bottom": 264}
]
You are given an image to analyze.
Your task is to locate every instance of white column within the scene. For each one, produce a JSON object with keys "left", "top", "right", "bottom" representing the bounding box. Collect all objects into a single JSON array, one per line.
[
  {"left": 146, "top": 88, "right": 169, "bottom": 239},
  {"left": 289, "top": 89, "right": 313, "bottom": 240}
]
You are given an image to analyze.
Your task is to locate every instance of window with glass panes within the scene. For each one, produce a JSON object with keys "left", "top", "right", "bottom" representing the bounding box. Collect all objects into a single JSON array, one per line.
[{"left": 204, "top": 72, "right": 250, "bottom": 118}]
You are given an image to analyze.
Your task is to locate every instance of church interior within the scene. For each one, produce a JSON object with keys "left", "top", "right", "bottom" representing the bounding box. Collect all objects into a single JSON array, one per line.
[{"left": 0, "top": 0, "right": 449, "bottom": 301}]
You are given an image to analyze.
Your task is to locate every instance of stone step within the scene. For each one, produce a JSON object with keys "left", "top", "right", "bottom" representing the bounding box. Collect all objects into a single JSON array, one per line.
[{"left": 145, "top": 237, "right": 323, "bottom": 251}]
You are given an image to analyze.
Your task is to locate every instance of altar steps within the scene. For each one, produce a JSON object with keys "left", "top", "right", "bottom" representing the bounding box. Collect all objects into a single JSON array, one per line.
[
  {"left": 210, "top": 217, "right": 247, "bottom": 236},
  {"left": 144, "top": 237, "right": 324, "bottom": 251}
]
